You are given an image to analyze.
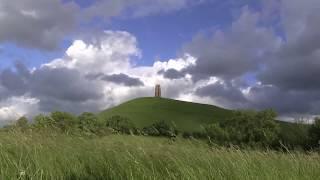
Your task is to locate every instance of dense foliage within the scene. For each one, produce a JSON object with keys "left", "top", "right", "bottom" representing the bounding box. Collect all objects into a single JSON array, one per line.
[
  {"left": 106, "top": 115, "right": 138, "bottom": 134},
  {"left": 205, "top": 110, "right": 280, "bottom": 147},
  {"left": 142, "top": 120, "right": 178, "bottom": 137},
  {"left": 309, "top": 118, "right": 320, "bottom": 148},
  {"left": 3, "top": 108, "right": 320, "bottom": 151}
]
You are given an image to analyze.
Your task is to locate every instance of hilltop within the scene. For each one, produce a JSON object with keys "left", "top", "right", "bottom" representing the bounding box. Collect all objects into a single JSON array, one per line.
[
  {"left": 99, "top": 97, "right": 311, "bottom": 143},
  {"left": 99, "top": 97, "right": 232, "bottom": 132}
]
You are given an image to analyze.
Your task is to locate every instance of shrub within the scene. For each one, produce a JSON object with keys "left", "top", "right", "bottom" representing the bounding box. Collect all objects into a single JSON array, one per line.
[
  {"left": 309, "top": 117, "right": 320, "bottom": 148},
  {"left": 205, "top": 123, "right": 229, "bottom": 144},
  {"left": 182, "top": 132, "right": 192, "bottom": 138},
  {"left": 33, "top": 114, "right": 54, "bottom": 128},
  {"left": 278, "top": 121, "right": 310, "bottom": 150},
  {"left": 142, "top": 126, "right": 160, "bottom": 136},
  {"left": 143, "top": 120, "right": 177, "bottom": 137},
  {"left": 207, "top": 109, "right": 280, "bottom": 147},
  {"left": 244, "top": 110, "right": 277, "bottom": 146},
  {"left": 106, "top": 115, "right": 137, "bottom": 134},
  {"left": 191, "top": 131, "right": 207, "bottom": 139},
  {"left": 78, "top": 112, "right": 100, "bottom": 133},
  {"left": 50, "top": 111, "right": 78, "bottom": 132},
  {"left": 15, "top": 117, "right": 29, "bottom": 129}
]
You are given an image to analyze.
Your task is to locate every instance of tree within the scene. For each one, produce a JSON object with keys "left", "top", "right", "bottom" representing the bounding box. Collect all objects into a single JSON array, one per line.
[
  {"left": 106, "top": 115, "right": 136, "bottom": 134},
  {"left": 309, "top": 117, "right": 320, "bottom": 148},
  {"left": 78, "top": 112, "right": 99, "bottom": 132},
  {"left": 218, "top": 109, "right": 280, "bottom": 147},
  {"left": 15, "top": 117, "right": 29, "bottom": 129},
  {"left": 50, "top": 111, "right": 77, "bottom": 131},
  {"left": 205, "top": 123, "right": 229, "bottom": 144},
  {"left": 33, "top": 114, "right": 53, "bottom": 128},
  {"left": 143, "top": 120, "right": 177, "bottom": 137}
]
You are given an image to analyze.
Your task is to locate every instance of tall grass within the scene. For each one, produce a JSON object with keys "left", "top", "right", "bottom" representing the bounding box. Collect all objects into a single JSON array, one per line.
[{"left": 0, "top": 131, "right": 319, "bottom": 179}]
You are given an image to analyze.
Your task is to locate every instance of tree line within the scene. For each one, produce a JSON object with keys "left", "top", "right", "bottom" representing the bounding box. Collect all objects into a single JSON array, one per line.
[{"left": 4, "top": 110, "right": 320, "bottom": 150}]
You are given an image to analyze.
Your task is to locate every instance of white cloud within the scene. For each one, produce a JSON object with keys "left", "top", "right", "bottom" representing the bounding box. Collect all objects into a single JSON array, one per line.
[
  {"left": 0, "top": 96, "right": 39, "bottom": 121},
  {"left": 0, "top": 30, "right": 205, "bottom": 121},
  {"left": 44, "top": 31, "right": 140, "bottom": 74}
]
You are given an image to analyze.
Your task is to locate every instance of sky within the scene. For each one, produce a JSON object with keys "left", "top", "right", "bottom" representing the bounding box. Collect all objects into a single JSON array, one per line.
[{"left": 0, "top": 0, "right": 319, "bottom": 122}]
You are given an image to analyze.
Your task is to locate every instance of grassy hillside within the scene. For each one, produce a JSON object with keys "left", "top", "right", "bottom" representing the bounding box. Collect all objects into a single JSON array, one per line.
[
  {"left": 99, "top": 97, "right": 232, "bottom": 132},
  {"left": 99, "top": 97, "right": 311, "bottom": 139}
]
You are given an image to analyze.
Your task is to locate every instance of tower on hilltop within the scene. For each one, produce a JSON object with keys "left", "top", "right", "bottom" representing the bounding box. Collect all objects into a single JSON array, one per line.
[{"left": 155, "top": 84, "right": 161, "bottom": 97}]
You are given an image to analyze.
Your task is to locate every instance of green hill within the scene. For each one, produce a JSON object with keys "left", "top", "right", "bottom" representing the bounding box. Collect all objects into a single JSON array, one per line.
[
  {"left": 99, "top": 97, "right": 232, "bottom": 132},
  {"left": 99, "top": 97, "right": 311, "bottom": 137}
]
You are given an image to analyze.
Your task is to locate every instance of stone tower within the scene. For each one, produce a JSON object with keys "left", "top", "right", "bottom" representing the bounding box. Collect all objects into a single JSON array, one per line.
[{"left": 155, "top": 84, "right": 161, "bottom": 97}]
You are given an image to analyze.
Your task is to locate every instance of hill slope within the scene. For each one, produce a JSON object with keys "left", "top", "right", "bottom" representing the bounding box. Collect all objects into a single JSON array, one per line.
[{"left": 99, "top": 97, "right": 232, "bottom": 132}]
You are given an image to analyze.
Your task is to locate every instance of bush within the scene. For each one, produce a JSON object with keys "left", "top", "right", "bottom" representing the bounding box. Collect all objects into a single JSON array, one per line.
[
  {"left": 278, "top": 121, "right": 310, "bottom": 150},
  {"left": 15, "top": 117, "right": 29, "bottom": 129},
  {"left": 33, "top": 114, "right": 54, "bottom": 128},
  {"left": 206, "top": 109, "right": 280, "bottom": 147},
  {"left": 142, "top": 126, "right": 160, "bottom": 136},
  {"left": 205, "top": 123, "right": 229, "bottom": 144},
  {"left": 33, "top": 112, "right": 78, "bottom": 133},
  {"left": 182, "top": 132, "right": 192, "bottom": 138},
  {"left": 78, "top": 112, "right": 100, "bottom": 133},
  {"left": 50, "top": 111, "right": 78, "bottom": 132},
  {"left": 309, "top": 117, "right": 320, "bottom": 148},
  {"left": 106, "top": 116, "right": 137, "bottom": 134},
  {"left": 143, "top": 120, "right": 177, "bottom": 137}
]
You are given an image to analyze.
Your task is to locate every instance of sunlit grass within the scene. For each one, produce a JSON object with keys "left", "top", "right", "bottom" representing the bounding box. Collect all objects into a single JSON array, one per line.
[{"left": 0, "top": 132, "right": 319, "bottom": 179}]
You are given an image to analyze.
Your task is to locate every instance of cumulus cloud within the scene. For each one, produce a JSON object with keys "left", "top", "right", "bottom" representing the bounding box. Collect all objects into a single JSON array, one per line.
[
  {"left": 182, "top": 6, "right": 280, "bottom": 81},
  {"left": 0, "top": 96, "right": 39, "bottom": 122},
  {"left": 158, "top": 69, "right": 186, "bottom": 79},
  {"left": 164, "top": 1, "right": 320, "bottom": 119},
  {"left": 0, "top": 0, "right": 78, "bottom": 50},
  {"left": 0, "top": 0, "right": 204, "bottom": 50},
  {"left": 0, "top": 31, "right": 198, "bottom": 121},
  {"left": 1, "top": 0, "right": 320, "bottom": 122},
  {"left": 196, "top": 80, "right": 248, "bottom": 109},
  {"left": 84, "top": 0, "right": 202, "bottom": 19},
  {"left": 87, "top": 73, "right": 144, "bottom": 87},
  {"left": 44, "top": 31, "right": 140, "bottom": 73}
]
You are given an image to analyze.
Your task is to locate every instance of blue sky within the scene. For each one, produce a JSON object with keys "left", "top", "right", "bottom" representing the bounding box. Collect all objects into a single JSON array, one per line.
[
  {"left": 0, "top": 0, "right": 261, "bottom": 68},
  {"left": 0, "top": 0, "right": 319, "bottom": 121}
]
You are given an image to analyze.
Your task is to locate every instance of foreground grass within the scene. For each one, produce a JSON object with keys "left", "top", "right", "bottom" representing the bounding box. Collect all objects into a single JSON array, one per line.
[{"left": 0, "top": 132, "right": 319, "bottom": 179}]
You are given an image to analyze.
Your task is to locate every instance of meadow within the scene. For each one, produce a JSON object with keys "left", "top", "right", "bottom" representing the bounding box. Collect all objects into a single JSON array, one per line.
[{"left": 0, "top": 131, "right": 319, "bottom": 180}]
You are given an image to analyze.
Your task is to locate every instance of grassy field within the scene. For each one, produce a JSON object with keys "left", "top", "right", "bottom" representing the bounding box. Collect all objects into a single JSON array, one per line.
[
  {"left": 0, "top": 132, "right": 319, "bottom": 179},
  {"left": 99, "top": 97, "right": 232, "bottom": 132}
]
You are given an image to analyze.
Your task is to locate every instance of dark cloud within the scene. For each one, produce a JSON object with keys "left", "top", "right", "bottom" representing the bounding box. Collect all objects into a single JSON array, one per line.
[
  {"left": 181, "top": 3, "right": 320, "bottom": 117},
  {"left": 183, "top": 7, "right": 278, "bottom": 81},
  {"left": 30, "top": 67, "right": 103, "bottom": 103},
  {"left": 251, "top": 0, "right": 320, "bottom": 116},
  {"left": 0, "top": 63, "right": 29, "bottom": 97},
  {"left": 258, "top": 0, "right": 320, "bottom": 91},
  {"left": 0, "top": 0, "right": 78, "bottom": 50},
  {"left": 158, "top": 69, "right": 185, "bottom": 79},
  {"left": 86, "top": 73, "right": 144, "bottom": 87},
  {"left": 247, "top": 85, "right": 320, "bottom": 115},
  {"left": 0, "top": 64, "right": 104, "bottom": 114},
  {"left": 258, "top": 52, "right": 320, "bottom": 91},
  {"left": 196, "top": 81, "right": 248, "bottom": 109}
]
